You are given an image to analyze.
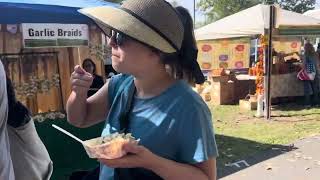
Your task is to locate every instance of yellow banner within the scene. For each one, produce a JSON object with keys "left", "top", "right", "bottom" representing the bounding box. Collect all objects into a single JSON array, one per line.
[
  {"left": 273, "top": 38, "right": 301, "bottom": 54},
  {"left": 197, "top": 38, "right": 250, "bottom": 70}
]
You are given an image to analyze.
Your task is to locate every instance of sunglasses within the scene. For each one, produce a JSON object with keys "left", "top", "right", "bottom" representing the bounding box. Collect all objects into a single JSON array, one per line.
[{"left": 110, "top": 30, "right": 131, "bottom": 46}]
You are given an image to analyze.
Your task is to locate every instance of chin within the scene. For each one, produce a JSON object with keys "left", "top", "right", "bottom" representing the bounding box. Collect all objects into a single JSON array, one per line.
[
  {"left": 113, "top": 64, "right": 131, "bottom": 75},
  {"left": 111, "top": 63, "right": 122, "bottom": 73}
]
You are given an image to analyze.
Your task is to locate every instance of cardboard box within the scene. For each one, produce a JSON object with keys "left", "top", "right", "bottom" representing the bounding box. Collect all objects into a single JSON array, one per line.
[{"left": 206, "top": 76, "right": 235, "bottom": 105}]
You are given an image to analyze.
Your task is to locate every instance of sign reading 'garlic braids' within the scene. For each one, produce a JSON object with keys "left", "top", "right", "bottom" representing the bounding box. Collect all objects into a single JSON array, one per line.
[{"left": 22, "top": 23, "right": 89, "bottom": 48}]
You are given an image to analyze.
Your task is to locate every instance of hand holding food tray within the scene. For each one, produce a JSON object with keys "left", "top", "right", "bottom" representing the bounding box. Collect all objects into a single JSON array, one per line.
[{"left": 52, "top": 124, "right": 139, "bottom": 159}]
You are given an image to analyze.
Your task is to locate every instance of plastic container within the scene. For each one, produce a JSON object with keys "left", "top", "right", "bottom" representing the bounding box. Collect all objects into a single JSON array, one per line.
[{"left": 83, "top": 136, "right": 138, "bottom": 159}]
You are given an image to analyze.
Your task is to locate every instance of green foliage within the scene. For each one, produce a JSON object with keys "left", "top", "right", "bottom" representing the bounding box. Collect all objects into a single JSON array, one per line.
[
  {"left": 170, "top": 0, "right": 179, "bottom": 7},
  {"left": 197, "top": 0, "right": 260, "bottom": 22},
  {"left": 197, "top": 0, "right": 315, "bottom": 25},
  {"left": 274, "top": 0, "right": 315, "bottom": 13}
]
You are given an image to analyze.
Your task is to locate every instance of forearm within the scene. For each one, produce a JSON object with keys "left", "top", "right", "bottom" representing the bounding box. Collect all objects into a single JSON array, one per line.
[
  {"left": 148, "top": 156, "right": 210, "bottom": 180},
  {"left": 66, "top": 91, "right": 88, "bottom": 127}
]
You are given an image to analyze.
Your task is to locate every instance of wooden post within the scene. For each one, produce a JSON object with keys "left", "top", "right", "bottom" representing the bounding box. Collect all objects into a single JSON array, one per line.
[{"left": 264, "top": 5, "right": 275, "bottom": 120}]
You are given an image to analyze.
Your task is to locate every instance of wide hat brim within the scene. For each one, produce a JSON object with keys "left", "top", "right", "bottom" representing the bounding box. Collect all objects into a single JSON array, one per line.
[{"left": 79, "top": 6, "right": 177, "bottom": 53}]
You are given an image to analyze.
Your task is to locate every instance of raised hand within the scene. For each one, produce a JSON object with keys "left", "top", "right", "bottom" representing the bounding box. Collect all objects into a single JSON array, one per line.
[{"left": 70, "top": 65, "right": 93, "bottom": 95}]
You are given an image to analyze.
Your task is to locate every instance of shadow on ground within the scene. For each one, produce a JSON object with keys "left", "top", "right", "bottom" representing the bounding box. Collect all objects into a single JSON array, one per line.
[
  {"left": 272, "top": 103, "right": 319, "bottom": 111},
  {"left": 270, "top": 103, "right": 320, "bottom": 120},
  {"left": 216, "top": 134, "right": 297, "bottom": 179},
  {"left": 36, "top": 120, "right": 297, "bottom": 180}
]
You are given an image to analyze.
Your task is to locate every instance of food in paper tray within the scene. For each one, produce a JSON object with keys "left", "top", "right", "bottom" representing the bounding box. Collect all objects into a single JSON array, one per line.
[{"left": 83, "top": 132, "right": 139, "bottom": 159}]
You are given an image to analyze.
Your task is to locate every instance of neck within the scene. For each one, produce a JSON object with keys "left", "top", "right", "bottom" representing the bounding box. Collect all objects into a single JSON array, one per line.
[{"left": 134, "top": 69, "right": 176, "bottom": 99}]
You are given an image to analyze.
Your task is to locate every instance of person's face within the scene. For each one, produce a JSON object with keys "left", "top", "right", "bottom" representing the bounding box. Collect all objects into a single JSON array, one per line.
[
  {"left": 107, "top": 31, "right": 159, "bottom": 75},
  {"left": 83, "top": 61, "right": 94, "bottom": 74}
]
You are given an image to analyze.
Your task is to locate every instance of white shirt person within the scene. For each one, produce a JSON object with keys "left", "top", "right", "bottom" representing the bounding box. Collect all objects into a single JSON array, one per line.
[{"left": 0, "top": 60, "right": 15, "bottom": 180}]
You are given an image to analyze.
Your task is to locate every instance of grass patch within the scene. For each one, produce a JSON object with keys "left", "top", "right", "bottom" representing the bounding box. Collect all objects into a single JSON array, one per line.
[{"left": 211, "top": 104, "right": 320, "bottom": 166}]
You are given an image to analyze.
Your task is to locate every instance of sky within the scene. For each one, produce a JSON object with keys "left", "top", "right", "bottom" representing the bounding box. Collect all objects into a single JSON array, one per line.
[
  {"left": 169, "top": 0, "right": 320, "bottom": 23},
  {"left": 167, "top": 0, "right": 203, "bottom": 22}
]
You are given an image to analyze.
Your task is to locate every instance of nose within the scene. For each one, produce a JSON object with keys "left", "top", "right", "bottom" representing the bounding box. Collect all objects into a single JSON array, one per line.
[{"left": 107, "top": 35, "right": 117, "bottom": 48}]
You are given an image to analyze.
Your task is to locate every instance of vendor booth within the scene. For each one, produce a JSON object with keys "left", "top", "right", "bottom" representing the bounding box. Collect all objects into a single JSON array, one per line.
[
  {"left": 0, "top": 0, "right": 117, "bottom": 114},
  {"left": 0, "top": 1, "right": 119, "bottom": 180},
  {"left": 195, "top": 4, "right": 320, "bottom": 109}
]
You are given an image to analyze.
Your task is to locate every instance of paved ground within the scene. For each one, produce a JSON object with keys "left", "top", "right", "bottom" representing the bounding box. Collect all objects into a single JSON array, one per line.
[{"left": 219, "top": 135, "right": 320, "bottom": 180}]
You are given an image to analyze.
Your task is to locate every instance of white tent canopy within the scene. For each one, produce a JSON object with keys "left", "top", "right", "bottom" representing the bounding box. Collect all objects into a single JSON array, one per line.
[
  {"left": 304, "top": 9, "right": 320, "bottom": 19},
  {"left": 195, "top": 4, "right": 320, "bottom": 41}
]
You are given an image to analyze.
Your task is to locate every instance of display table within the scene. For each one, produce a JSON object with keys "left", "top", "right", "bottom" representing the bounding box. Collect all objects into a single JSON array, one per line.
[
  {"left": 236, "top": 72, "right": 304, "bottom": 98},
  {"left": 270, "top": 72, "right": 304, "bottom": 97},
  {"left": 235, "top": 74, "right": 257, "bottom": 80},
  {"left": 199, "top": 75, "right": 255, "bottom": 105},
  {"left": 199, "top": 73, "right": 304, "bottom": 105}
]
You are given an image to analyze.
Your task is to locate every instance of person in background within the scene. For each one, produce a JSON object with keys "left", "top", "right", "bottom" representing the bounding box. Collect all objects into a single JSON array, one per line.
[
  {"left": 303, "top": 43, "right": 320, "bottom": 107},
  {"left": 6, "top": 76, "right": 53, "bottom": 180},
  {"left": 316, "top": 43, "right": 320, "bottom": 56},
  {"left": 82, "top": 58, "right": 105, "bottom": 97},
  {"left": 315, "top": 43, "right": 320, "bottom": 103},
  {"left": 0, "top": 61, "right": 15, "bottom": 180},
  {"left": 67, "top": 0, "right": 218, "bottom": 179}
]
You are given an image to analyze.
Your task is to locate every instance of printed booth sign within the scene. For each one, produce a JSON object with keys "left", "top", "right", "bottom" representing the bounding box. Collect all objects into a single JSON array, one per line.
[{"left": 22, "top": 23, "right": 89, "bottom": 48}]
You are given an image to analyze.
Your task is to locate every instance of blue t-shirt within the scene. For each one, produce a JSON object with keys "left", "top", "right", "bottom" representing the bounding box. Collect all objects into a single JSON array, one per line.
[{"left": 100, "top": 74, "right": 218, "bottom": 180}]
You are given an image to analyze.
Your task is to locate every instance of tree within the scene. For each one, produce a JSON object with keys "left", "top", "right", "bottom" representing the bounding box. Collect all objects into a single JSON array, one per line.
[
  {"left": 170, "top": 0, "right": 179, "bottom": 7},
  {"left": 274, "top": 0, "right": 315, "bottom": 13},
  {"left": 197, "top": 0, "right": 315, "bottom": 25},
  {"left": 197, "top": 0, "right": 260, "bottom": 22}
]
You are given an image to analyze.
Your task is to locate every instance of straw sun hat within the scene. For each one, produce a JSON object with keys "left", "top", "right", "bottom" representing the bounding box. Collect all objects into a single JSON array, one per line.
[{"left": 79, "top": 0, "right": 184, "bottom": 53}]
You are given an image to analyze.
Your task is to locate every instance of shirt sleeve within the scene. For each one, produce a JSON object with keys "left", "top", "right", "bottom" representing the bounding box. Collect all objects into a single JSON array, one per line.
[
  {"left": 0, "top": 61, "right": 8, "bottom": 126},
  {"left": 177, "top": 101, "right": 218, "bottom": 164}
]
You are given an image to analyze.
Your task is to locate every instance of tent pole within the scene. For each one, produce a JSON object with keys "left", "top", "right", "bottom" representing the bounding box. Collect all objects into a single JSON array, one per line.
[
  {"left": 254, "top": 38, "right": 258, "bottom": 63},
  {"left": 264, "top": 5, "right": 275, "bottom": 120}
]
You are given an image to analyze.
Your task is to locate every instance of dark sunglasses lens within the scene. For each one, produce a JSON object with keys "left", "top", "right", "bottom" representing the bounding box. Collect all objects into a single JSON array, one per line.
[
  {"left": 111, "top": 30, "right": 128, "bottom": 46},
  {"left": 116, "top": 33, "right": 125, "bottom": 46}
]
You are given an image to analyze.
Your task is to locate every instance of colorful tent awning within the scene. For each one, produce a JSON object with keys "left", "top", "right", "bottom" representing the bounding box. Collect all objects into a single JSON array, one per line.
[{"left": 0, "top": 0, "right": 118, "bottom": 24}]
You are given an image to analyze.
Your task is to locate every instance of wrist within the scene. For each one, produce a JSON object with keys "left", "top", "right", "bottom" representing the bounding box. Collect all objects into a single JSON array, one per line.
[
  {"left": 73, "top": 89, "right": 89, "bottom": 97},
  {"left": 144, "top": 152, "right": 162, "bottom": 171},
  {"left": 145, "top": 154, "right": 174, "bottom": 180}
]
